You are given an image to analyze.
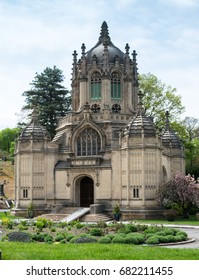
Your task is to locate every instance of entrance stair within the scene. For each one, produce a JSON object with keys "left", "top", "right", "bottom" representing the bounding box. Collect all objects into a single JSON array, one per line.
[
  {"left": 80, "top": 213, "right": 113, "bottom": 222},
  {"left": 60, "top": 207, "right": 90, "bottom": 223},
  {"left": 34, "top": 207, "right": 113, "bottom": 223}
]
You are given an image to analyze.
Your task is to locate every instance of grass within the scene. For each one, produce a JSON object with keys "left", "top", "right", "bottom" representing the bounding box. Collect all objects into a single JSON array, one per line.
[
  {"left": 1, "top": 242, "right": 199, "bottom": 260},
  {"left": 134, "top": 215, "right": 199, "bottom": 226},
  {"left": 0, "top": 213, "right": 199, "bottom": 260}
]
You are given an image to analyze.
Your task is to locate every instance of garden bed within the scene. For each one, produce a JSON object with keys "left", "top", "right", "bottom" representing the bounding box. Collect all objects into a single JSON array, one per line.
[{"left": 0, "top": 217, "right": 189, "bottom": 246}]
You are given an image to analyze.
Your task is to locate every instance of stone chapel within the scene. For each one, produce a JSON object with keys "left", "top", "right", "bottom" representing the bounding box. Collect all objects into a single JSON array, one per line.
[{"left": 13, "top": 21, "right": 185, "bottom": 219}]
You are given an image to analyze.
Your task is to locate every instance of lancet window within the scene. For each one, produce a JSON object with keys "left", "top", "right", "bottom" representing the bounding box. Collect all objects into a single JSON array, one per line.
[
  {"left": 91, "top": 72, "right": 101, "bottom": 99},
  {"left": 111, "top": 72, "right": 121, "bottom": 99}
]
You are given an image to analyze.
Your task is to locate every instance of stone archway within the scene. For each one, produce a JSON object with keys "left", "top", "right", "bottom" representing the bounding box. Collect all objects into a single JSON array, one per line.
[{"left": 80, "top": 176, "right": 94, "bottom": 207}]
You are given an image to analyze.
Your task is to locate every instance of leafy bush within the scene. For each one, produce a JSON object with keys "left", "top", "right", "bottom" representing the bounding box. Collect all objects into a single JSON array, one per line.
[
  {"left": 124, "top": 235, "right": 139, "bottom": 244},
  {"left": 54, "top": 234, "right": 65, "bottom": 242},
  {"left": 144, "top": 226, "right": 160, "bottom": 234},
  {"left": 98, "top": 236, "right": 112, "bottom": 244},
  {"left": 145, "top": 236, "right": 159, "bottom": 245},
  {"left": 126, "top": 224, "right": 138, "bottom": 232},
  {"left": 89, "top": 228, "right": 103, "bottom": 236},
  {"left": 112, "top": 235, "right": 126, "bottom": 244},
  {"left": 157, "top": 235, "right": 170, "bottom": 243},
  {"left": 44, "top": 235, "right": 53, "bottom": 244},
  {"left": 18, "top": 224, "right": 28, "bottom": 231},
  {"left": 105, "top": 234, "right": 116, "bottom": 240},
  {"left": 31, "top": 233, "right": 49, "bottom": 242},
  {"left": 163, "top": 228, "right": 178, "bottom": 236},
  {"left": 176, "top": 230, "right": 187, "bottom": 238},
  {"left": 165, "top": 235, "right": 177, "bottom": 243},
  {"left": 1, "top": 217, "right": 14, "bottom": 229},
  {"left": 65, "top": 234, "right": 74, "bottom": 241},
  {"left": 174, "top": 235, "right": 186, "bottom": 242},
  {"left": 76, "top": 222, "right": 85, "bottom": 229}
]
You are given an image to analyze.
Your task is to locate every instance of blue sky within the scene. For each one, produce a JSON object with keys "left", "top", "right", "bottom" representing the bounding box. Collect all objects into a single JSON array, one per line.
[{"left": 0, "top": 0, "right": 198, "bottom": 129}]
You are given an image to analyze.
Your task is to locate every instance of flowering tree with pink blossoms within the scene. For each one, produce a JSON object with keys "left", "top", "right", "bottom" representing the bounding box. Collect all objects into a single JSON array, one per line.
[{"left": 157, "top": 173, "right": 199, "bottom": 218}]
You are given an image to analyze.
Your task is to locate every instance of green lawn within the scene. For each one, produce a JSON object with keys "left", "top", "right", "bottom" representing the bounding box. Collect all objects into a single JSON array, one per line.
[
  {"left": 0, "top": 242, "right": 199, "bottom": 260},
  {"left": 1, "top": 213, "right": 199, "bottom": 260},
  {"left": 134, "top": 216, "right": 199, "bottom": 226}
]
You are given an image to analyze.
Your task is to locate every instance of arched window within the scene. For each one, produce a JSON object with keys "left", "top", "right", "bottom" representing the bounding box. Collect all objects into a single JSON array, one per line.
[
  {"left": 77, "top": 128, "right": 101, "bottom": 156},
  {"left": 111, "top": 72, "right": 121, "bottom": 99},
  {"left": 91, "top": 72, "right": 101, "bottom": 99},
  {"left": 133, "top": 186, "right": 140, "bottom": 199}
]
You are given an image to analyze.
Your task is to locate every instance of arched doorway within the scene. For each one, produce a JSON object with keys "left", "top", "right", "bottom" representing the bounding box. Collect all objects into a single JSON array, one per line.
[{"left": 80, "top": 177, "right": 94, "bottom": 207}]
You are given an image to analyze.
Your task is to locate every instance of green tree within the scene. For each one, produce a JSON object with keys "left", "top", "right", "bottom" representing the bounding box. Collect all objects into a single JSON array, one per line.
[
  {"left": 0, "top": 128, "right": 19, "bottom": 158},
  {"left": 157, "top": 173, "right": 199, "bottom": 218},
  {"left": 22, "top": 66, "right": 71, "bottom": 139},
  {"left": 139, "top": 73, "right": 185, "bottom": 128},
  {"left": 172, "top": 117, "right": 199, "bottom": 178}
]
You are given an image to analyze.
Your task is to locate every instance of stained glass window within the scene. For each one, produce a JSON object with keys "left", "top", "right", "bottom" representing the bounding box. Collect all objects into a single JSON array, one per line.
[
  {"left": 77, "top": 128, "right": 101, "bottom": 156},
  {"left": 111, "top": 72, "right": 121, "bottom": 98},
  {"left": 91, "top": 72, "right": 101, "bottom": 99}
]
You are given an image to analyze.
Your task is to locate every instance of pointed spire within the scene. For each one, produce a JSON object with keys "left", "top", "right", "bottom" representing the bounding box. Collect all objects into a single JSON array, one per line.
[{"left": 99, "top": 21, "right": 110, "bottom": 45}]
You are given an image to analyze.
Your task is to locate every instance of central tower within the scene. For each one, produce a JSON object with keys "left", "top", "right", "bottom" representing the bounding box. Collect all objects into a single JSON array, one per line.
[{"left": 71, "top": 21, "right": 139, "bottom": 116}]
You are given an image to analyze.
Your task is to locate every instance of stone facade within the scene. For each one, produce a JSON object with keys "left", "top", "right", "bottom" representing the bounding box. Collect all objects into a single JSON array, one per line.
[{"left": 13, "top": 22, "right": 185, "bottom": 218}]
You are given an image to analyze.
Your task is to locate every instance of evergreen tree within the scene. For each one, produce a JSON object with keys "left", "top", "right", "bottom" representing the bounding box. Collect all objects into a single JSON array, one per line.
[{"left": 22, "top": 66, "right": 71, "bottom": 138}]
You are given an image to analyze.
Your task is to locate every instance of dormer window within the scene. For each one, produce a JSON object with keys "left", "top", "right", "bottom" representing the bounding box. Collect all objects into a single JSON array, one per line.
[
  {"left": 111, "top": 72, "right": 121, "bottom": 99},
  {"left": 91, "top": 72, "right": 101, "bottom": 99}
]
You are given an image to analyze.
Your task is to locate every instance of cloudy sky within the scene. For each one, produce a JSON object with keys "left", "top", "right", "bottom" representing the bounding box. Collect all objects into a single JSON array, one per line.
[{"left": 0, "top": 0, "right": 198, "bottom": 129}]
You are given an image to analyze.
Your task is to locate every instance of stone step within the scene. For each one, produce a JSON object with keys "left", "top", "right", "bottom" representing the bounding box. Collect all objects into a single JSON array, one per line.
[
  {"left": 80, "top": 213, "right": 113, "bottom": 222},
  {"left": 58, "top": 207, "right": 81, "bottom": 214}
]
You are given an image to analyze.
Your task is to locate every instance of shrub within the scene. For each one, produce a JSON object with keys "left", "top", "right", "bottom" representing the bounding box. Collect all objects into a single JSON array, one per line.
[
  {"left": 145, "top": 236, "right": 159, "bottom": 245},
  {"left": 1, "top": 217, "right": 14, "bottom": 229},
  {"left": 89, "top": 228, "right": 103, "bottom": 236},
  {"left": 126, "top": 224, "right": 138, "bottom": 232},
  {"left": 163, "top": 228, "right": 177, "bottom": 236},
  {"left": 112, "top": 235, "right": 126, "bottom": 244},
  {"left": 44, "top": 235, "right": 53, "bottom": 244},
  {"left": 65, "top": 234, "right": 74, "bottom": 241},
  {"left": 174, "top": 235, "right": 186, "bottom": 242},
  {"left": 176, "top": 231, "right": 187, "bottom": 238},
  {"left": 157, "top": 235, "right": 170, "bottom": 243},
  {"left": 144, "top": 226, "right": 160, "bottom": 234},
  {"left": 69, "top": 236, "right": 80, "bottom": 243},
  {"left": 54, "top": 234, "right": 65, "bottom": 242},
  {"left": 125, "top": 235, "right": 139, "bottom": 244},
  {"left": 165, "top": 235, "right": 177, "bottom": 243},
  {"left": 31, "top": 233, "right": 49, "bottom": 242},
  {"left": 106, "top": 234, "right": 115, "bottom": 240},
  {"left": 35, "top": 218, "right": 49, "bottom": 229},
  {"left": 76, "top": 222, "right": 85, "bottom": 229},
  {"left": 117, "top": 227, "right": 131, "bottom": 234},
  {"left": 18, "top": 224, "right": 28, "bottom": 231},
  {"left": 129, "top": 233, "right": 145, "bottom": 244},
  {"left": 98, "top": 236, "right": 112, "bottom": 244}
]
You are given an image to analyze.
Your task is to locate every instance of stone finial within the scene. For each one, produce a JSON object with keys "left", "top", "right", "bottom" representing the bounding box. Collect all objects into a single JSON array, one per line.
[
  {"left": 81, "top": 43, "right": 86, "bottom": 57},
  {"left": 125, "top": 43, "right": 130, "bottom": 55}
]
